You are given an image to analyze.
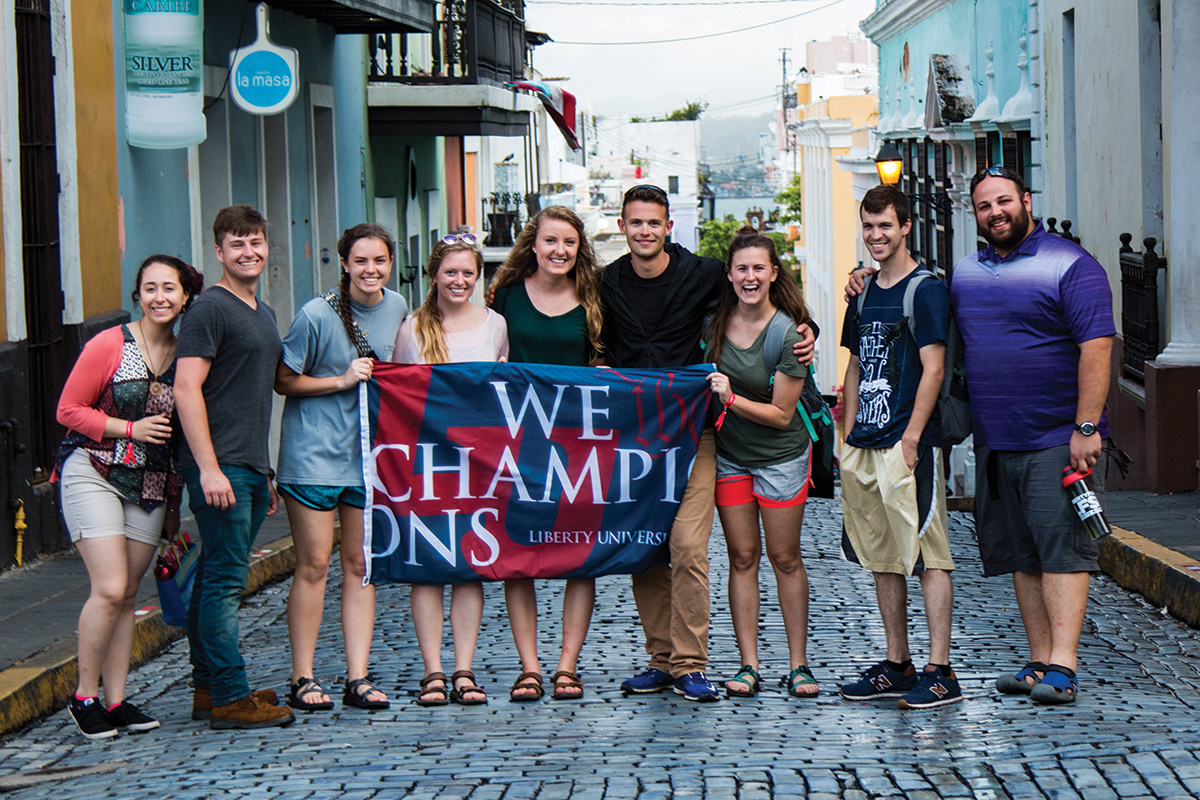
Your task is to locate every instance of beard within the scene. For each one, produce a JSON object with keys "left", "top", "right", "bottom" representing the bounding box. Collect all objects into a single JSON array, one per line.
[{"left": 978, "top": 203, "right": 1032, "bottom": 251}]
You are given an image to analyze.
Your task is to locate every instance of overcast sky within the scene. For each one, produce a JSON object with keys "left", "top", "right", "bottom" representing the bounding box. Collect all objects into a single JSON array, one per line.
[{"left": 524, "top": 0, "right": 878, "bottom": 120}]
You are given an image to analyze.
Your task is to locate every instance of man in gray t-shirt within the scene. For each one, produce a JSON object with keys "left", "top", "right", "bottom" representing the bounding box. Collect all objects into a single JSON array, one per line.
[{"left": 175, "top": 205, "right": 293, "bottom": 730}]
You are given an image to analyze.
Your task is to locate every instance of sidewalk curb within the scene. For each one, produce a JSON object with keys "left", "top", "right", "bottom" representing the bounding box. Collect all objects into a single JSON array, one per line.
[
  {"left": 0, "top": 534, "right": 296, "bottom": 739},
  {"left": 1100, "top": 527, "right": 1200, "bottom": 629}
]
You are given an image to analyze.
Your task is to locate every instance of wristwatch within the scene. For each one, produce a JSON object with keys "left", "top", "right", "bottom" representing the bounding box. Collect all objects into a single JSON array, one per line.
[{"left": 1074, "top": 421, "right": 1098, "bottom": 436}]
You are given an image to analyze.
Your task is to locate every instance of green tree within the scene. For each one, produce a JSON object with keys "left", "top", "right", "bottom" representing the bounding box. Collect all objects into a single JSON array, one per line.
[
  {"left": 696, "top": 216, "right": 789, "bottom": 262},
  {"left": 662, "top": 100, "right": 708, "bottom": 121},
  {"left": 774, "top": 173, "right": 803, "bottom": 226}
]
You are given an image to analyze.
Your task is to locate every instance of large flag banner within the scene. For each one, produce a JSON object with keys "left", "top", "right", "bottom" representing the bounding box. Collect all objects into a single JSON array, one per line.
[{"left": 361, "top": 362, "right": 712, "bottom": 584}]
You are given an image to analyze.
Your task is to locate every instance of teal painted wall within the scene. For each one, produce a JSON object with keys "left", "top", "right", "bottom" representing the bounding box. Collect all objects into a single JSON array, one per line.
[
  {"left": 113, "top": 0, "right": 369, "bottom": 317},
  {"left": 875, "top": 0, "right": 1029, "bottom": 121}
]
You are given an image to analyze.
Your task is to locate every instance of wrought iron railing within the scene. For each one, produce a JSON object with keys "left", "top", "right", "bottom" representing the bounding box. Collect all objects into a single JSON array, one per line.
[
  {"left": 370, "top": 0, "right": 526, "bottom": 85},
  {"left": 1119, "top": 233, "right": 1165, "bottom": 383}
]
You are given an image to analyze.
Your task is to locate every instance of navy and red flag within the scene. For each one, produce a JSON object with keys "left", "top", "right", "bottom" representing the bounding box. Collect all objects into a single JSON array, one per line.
[{"left": 360, "top": 361, "right": 712, "bottom": 584}]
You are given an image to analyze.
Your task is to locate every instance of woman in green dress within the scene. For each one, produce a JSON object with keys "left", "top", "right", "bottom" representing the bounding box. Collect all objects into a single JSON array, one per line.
[{"left": 489, "top": 206, "right": 605, "bottom": 701}]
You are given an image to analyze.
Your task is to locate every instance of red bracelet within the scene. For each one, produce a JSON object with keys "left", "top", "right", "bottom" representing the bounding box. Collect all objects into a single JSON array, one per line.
[
  {"left": 715, "top": 393, "right": 736, "bottom": 431},
  {"left": 126, "top": 420, "right": 134, "bottom": 439}
]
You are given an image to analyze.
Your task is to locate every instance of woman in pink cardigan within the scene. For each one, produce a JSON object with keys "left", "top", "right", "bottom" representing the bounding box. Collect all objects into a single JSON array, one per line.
[{"left": 54, "top": 255, "right": 203, "bottom": 740}]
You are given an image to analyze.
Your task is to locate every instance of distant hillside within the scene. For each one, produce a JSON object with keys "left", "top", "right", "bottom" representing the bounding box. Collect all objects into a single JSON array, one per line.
[{"left": 699, "top": 113, "right": 774, "bottom": 162}]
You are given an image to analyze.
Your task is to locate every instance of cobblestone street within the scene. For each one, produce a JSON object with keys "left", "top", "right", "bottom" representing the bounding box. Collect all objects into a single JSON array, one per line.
[{"left": 2, "top": 499, "right": 1199, "bottom": 799}]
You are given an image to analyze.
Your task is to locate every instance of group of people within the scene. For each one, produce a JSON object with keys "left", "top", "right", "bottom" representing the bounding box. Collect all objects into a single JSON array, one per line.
[{"left": 53, "top": 165, "right": 1113, "bottom": 740}]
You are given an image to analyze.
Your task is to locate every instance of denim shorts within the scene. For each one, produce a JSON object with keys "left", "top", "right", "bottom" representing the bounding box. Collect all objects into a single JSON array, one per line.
[{"left": 277, "top": 483, "right": 366, "bottom": 511}]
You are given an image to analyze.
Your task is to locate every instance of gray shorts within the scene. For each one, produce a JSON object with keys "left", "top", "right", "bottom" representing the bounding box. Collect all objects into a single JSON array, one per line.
[
  {"left": 974, "top": 441, "right": 1110, "bottom": 576},
  {"left": 715, "top": 446, "right": 811, "bottom": 508}
]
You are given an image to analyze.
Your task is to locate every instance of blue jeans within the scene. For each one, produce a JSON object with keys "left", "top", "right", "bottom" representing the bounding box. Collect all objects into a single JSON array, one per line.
[{"left": 184, "top": 466, "right": 270, "bottom": 706}]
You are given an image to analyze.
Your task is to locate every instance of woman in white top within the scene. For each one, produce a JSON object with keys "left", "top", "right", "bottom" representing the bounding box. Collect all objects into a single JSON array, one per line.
[{"left": 393, "top": 234, "right": 508, "bottom": 706}]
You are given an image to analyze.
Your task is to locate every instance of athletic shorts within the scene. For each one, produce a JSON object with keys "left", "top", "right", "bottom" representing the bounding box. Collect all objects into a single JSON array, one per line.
[
  {"left": 715, "top": 445, "right": 811, "bottom": 509},
  {"left": 840, "top": 441, "right": 953, "bottom": 576},
  {"left": 278, "top": 483, "right": 366, "bottom": 511},
  {"left": 974, "top": 441, "right": 1109, "bottom": 576},
  {"left": 59, "top": 449, "right": 166, "bottom": 547}
]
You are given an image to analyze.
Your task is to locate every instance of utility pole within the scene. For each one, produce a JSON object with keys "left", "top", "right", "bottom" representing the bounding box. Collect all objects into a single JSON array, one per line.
[{"left": 780, "top": 48, "right": 796, "bottom": 181}]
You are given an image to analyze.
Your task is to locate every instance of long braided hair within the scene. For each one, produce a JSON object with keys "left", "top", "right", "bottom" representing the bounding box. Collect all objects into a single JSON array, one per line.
[
  {"left": 489, "top": 206, "right": 605, "bottom": 360},
  {"left": 412, "top": 239, "right": 485, "bottom": 364},
  {"left": 335, "top": 223, "right": 395, "bottom": 356},
  {"left": 705, "top": 226, "right": 811, "bottom": 367}
]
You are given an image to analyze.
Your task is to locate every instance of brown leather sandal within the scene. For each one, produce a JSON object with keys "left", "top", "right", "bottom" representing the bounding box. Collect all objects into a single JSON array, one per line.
[
  {"left": 509, "top": 671, "right": 543, "bottom": 702},
  {"left": 416, "top": 671, "right": 448, "bottom": 707},
  {"left": 551, "top": 670, "right": 584, "bottom": 701},
  {"left": 449, "top": 670, "right": 487, "bottom": 706}
]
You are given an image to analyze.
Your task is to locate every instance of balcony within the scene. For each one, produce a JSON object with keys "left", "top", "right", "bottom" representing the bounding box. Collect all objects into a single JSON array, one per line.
[
  {"left": 269, "top": 0, "right": 436, "bottom": 33},
  {"left": 367, "top": 0, "right": 537, "bottom": 137}
]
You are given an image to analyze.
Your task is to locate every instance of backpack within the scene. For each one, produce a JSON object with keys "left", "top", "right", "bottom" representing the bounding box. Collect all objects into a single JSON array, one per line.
[
  {"left": 761, "top": 310, "right": 837, "bottom": 498},
  {"left": 854, "top": 269, "right": 970, "bottom": 447}
]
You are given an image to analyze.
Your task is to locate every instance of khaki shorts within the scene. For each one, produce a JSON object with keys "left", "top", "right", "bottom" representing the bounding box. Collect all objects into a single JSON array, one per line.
[{"left": 840, "top": 441, "right": 953, "bottom": 576}]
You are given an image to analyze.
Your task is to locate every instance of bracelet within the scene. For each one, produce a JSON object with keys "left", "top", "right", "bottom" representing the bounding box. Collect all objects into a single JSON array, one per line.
[
  {"left": 126, "top": 420, "right": 134, "bottom": 439},
  {"left": 714, "top": 393, "right": 736, "bottom": 431}
]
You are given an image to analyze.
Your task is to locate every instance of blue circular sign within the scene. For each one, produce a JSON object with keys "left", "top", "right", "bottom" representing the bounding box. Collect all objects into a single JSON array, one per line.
[{"left": 234, "top": 50, "right": 292, "bottom": 109}]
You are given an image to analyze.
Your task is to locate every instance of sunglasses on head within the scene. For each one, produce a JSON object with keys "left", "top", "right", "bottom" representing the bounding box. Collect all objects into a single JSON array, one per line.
[
  {"left": 970, "top": 165, "right": 1025, "bottom": 193},
  {"left": 441, "top": 233, "right": 478, "bottom": 246},
  {"left": 625, "top": 184, "right": 668, "bottom": 197}
]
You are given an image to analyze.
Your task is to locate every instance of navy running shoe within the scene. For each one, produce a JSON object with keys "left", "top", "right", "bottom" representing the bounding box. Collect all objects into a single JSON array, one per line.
[
  {"left": 673, "top": 672, "right": 721, "bottom": 702},
  {"left": 620, "top": 668, "right": 674, "bottom": 695},
  {"left": 839, "top": 661, "right": 918, "bottom": 701},
  {"left": 898, "top": 669, "right": 964, "bottom": 709}
]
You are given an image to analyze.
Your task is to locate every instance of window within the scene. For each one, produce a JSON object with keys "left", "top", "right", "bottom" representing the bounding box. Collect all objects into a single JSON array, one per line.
[{"left": 668, "top": 175, "right": 679, "bottom": 194}]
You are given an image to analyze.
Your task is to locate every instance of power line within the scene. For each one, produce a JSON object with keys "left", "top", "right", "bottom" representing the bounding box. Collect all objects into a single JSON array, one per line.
[
  {"left": 548, "top": 0, "right": 845, "bottom": 46},
  {"left": 531, "top": 0, "right": 817, "bottom": 5}
]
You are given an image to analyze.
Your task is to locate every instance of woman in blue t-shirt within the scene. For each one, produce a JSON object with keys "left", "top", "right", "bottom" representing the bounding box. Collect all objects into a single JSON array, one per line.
[
  {"left": 275, "top": 224, "right": 408, "bottom": 712},
  {"left": 705, "top": 227, "right": 818, "bottom": 699},
  {"left": 488, "top": 206, "right": 605, "bottom": 702}
]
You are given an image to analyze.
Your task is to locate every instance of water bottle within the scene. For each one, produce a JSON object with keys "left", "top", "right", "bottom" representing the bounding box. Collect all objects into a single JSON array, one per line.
[
  {"left": 1061, "top": 466, "right": 1111, "bottom": 541},
  {"left": 124, "top": 0, "right": 206, "bottom": 149}
]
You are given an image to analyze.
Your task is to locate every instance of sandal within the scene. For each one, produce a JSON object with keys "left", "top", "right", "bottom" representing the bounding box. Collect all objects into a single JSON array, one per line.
[
  {"left": 725, "top": 665, "right": 760, "bottom": 698},
  {"left": 344, "top": 676, "right": 390, "bottom": 710},
  {"left": 1030, "top": 664, "right": 1078, "bottom": 705},
  {"left": 449, "top": 670, "right": 487, "bottom": 706},
  {"left": 288, "top": 677, "right": 334, "bottom": 711},
  {"left": 415, "top": 672, "right": 448, "bottom": 707},
  {"left": 509, "top": 671, "right": 544, "bottom": 702},
  {"left": 786, "top": 665, "right": 819, "bottom": 698},
  {"left": 551, "top": 671, "right": 584, "bottom": 701},
  {"left": 996, "top": 661, "right": 1047, "bottom": 695}
]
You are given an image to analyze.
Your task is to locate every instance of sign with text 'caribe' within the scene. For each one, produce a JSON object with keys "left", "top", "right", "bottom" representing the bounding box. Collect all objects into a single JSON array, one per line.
[
  {"left": 362, "top": 362, "right": 713, "bottom": 584},
  {"left": 229, "top": 3, "right": 298, "bottom": 115}
]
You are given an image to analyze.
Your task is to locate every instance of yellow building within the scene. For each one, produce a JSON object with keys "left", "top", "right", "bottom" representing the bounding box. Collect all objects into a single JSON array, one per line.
[
  {"left": 790, "top": 84, "right": 878, "bottom": 397},
  {"left": 1, "top": 0, "right": 122, "bottom": 565}
]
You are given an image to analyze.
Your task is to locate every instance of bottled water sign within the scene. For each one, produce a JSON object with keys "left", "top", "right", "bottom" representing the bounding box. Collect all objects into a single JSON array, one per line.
[{"left": 124, "top": 0, "right": 206, "bottom": 149}]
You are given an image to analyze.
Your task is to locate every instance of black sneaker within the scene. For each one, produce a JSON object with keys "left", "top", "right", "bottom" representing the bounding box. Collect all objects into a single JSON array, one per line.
[
  {"left": 68, "top": 696, "right": 117, "bottom": 741},
  {"left": 106, "top": 700, "right": 161, "bottom": 733}
]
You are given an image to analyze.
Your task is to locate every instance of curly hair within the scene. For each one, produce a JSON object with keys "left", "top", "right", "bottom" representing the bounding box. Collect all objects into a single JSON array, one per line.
[
  {"left": 489, "top": 206, "right": 604, "bottom": 359},
  {"left": 705, "top": 226, "right": 810, "bottom": 368},
  {"left": 412, "top": 240, "right": 486, "bottom": 364},
  {"left": 130, "top": 254, "right": 205, "bottom": 314},
  {"left": 335, "top": 223, "right": 395, "bottom": 357}
]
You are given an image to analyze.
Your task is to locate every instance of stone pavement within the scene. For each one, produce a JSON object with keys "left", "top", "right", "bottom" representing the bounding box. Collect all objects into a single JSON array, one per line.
[{"left": 2, "top": 499, "right": 1200, "bottom": 799}]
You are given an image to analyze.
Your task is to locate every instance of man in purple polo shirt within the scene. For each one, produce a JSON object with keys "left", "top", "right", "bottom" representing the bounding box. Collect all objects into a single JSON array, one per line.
[
  {"left": 953, "top": 166, "right": 1114, "bottom": 705},
  {"left": 846, "top": 166, "right": 1116, "bottom": 705}
]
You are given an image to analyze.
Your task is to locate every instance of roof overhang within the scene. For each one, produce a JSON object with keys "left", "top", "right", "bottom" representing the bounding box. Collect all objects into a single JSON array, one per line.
[
  {"left": 268, "top": 0, "right": 435, "bottom": 34},
  {"left": 368, "top": 83, "right": 539, "bottom": 137}
]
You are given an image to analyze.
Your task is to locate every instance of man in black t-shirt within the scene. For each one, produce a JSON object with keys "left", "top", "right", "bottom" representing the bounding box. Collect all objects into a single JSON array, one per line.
[
  {"left": 600, "top": 186, "right": 815, "bottom": 702},
  {"left": 176, "top": 205, "right": 293, "bottom": 729}
]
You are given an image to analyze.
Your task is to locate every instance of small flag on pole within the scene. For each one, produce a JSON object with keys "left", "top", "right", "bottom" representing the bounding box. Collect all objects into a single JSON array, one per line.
[{"left": 506, "top": 81, "right": 581, "bottom": 151}]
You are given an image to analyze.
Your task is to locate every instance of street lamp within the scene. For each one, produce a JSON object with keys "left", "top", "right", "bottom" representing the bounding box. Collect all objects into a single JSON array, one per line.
[{"left": 874, "top": 143, "right": 902, "bottom": 185}]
